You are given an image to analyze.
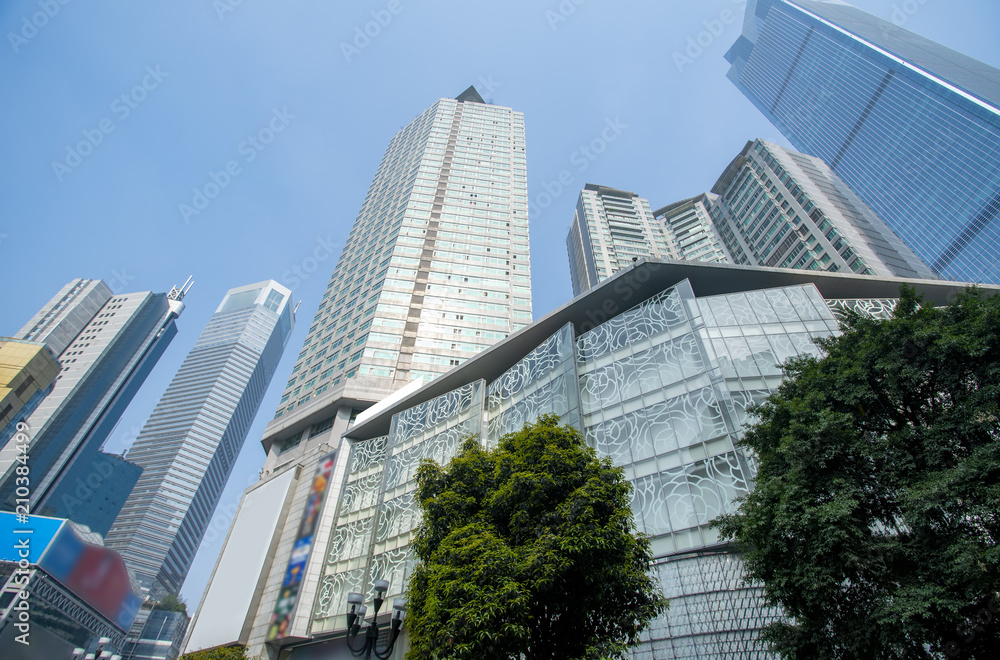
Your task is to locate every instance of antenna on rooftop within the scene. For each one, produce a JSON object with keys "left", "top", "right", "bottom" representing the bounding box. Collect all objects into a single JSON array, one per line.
[{"left": 168, "top": 276, "right": 194, "bottom": 301}]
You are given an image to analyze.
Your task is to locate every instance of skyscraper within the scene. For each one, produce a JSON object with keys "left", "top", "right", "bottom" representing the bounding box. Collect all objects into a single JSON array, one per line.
[
  {"left": 566, "top": 184, "right": 678, "bottom": 295},
  {"left": 106, "top": 280, "right": 294, "bottom": 599},
  {"left": 273, "top": 86, "right": 529, "bottom": 421},
  {"left": 0, "top": 278, "right": 186, "bottom": 519},
  {"left": 184, "top": 87, "right": 530, "bottom": 654},
  {"left": 725, "top": 0, "right": 1000, "bottom": 284},
  {"left": 653, "top": 194, "right": 731, "bottom": 265},
  {"left": 707, "top": 139, "right": 936, "bottom": 278}
]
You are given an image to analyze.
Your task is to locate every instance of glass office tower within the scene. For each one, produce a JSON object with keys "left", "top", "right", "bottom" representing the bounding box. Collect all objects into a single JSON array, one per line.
[
  {"left": 726, "top": 0, "right": 1000, "bottom": 284},
  {"left": 273, "top": 86, "right": 530, "bottom": 420},
  {"left": 106, "top": 281, "right": 295, "bottom": 599}
]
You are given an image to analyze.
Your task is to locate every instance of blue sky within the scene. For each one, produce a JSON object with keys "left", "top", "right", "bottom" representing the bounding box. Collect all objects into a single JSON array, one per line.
[{"left": 2, "top": 0, "right": 998, "bottom": 606}]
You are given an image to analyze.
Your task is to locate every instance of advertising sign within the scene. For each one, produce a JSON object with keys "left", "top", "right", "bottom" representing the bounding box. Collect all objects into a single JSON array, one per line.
[{"left": 267, "top": 451, "right": 337, "bottom": 640}]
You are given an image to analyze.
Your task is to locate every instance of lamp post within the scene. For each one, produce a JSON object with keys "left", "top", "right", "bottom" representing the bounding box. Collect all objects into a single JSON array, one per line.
[{"left": 345, "top": 579, "right": 405, "bottom": 659}]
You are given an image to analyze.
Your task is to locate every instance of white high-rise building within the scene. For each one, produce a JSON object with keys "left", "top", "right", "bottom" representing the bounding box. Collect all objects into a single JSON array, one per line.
[
  {"left": 273, "top": 85, "right": 530, "bottom": 421},
  {"left": 184, "top": 87, "right": 531, "bottom": 657},
  {"left": 566, "top": 184, "right": 679, "bottom": 295}
]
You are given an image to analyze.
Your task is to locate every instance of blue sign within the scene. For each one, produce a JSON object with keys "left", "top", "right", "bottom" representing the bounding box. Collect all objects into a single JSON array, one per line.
[{"left": 0, "top": 512, "right": 65, "bottom": 563}]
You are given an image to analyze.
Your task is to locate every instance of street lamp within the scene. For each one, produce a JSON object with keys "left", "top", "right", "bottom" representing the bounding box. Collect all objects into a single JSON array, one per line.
[{"left": 345, "top": 579, "right": 405, "bottom": 659}]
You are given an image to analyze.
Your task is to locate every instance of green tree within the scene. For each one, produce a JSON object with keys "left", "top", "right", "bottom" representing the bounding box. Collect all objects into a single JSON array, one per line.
[
  {"left": 406, "top": 414, "right": 666, "bottom": 660},
  {"left": 154, "top": 592, "right": 188, "bottom": 615},
  {"left": 715, "top": 286, "right": 1000, "bottom": 659},
  {"left": 181, "top": 644, "right": 249, "bottom": 660}
]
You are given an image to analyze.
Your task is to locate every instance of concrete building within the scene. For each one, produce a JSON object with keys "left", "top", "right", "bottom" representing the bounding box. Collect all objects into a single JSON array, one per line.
[
  {"left": 726, "top": 0, "right": 1000, "bottom": 284},
  {"left": 106, "top": 281, "right": 295, "bottom": 600},
  {"left": 566, "top": 184, "right": 678, "bottom": 295},
  {"left": 186, "top": 259, "right": 991, "bottom": 659},
  {"left": 707, "top": 139, "right": 936, "bottom": 279},
  {"left": 0, "top": 337, "right": 59, "bottom": 445},
  {"left": 653, "top": 194, "right": 731, "bottom": 265},
  {"left": 0, "top": 279, "right": 188, "bottom": 526},
  {"left": 184, "top": 86, "right": 531, "bottom": 659}
]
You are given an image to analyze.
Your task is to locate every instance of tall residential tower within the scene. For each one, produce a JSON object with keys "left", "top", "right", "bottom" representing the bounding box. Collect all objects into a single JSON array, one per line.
[
  {"left": 653, "top": 194, "right": 731, "bottom": 265},
  {"left": 725, "top": 0, "right": 1000, "bottom": 283},
  {"left": 273, "top": 85, "right": 529, "bottom": 420},
  {"left": 566, "top": 184, "right": 678, "bottom": 295}
]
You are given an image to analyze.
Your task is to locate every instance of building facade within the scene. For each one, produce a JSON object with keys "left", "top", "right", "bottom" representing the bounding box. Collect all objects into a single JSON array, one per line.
[
  {"left": 707, "top": 139, "right": 936, "bottom": 279},
  {"left": 0, "top": 279, "right": 187, "bottom": 521},
  {"left": 186, "top": 259, "right": 987, "bottom": 659},
  {"left": 105, "top": 281, "right": 295, "bottom": 600},
  {"left": 653, "top": 194, "right": 731, "bottom": 265},
  {"left": 0, "top": 337, "right": 60, "bottom": 445},
  {"left": 726, "top": 0, "right": 1000, "bottom": 284},
  {"left": 567, "top": 184, "right": 678, "bottom": 295}
]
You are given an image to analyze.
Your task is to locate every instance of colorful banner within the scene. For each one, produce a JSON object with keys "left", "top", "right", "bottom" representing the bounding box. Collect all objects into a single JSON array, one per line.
[{"left": 267, "top": 451, "right": 337, "bottom": 640}]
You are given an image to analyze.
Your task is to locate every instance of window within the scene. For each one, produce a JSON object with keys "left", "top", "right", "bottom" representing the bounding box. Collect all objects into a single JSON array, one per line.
[
  {"left": 312, "top": 415, "right": 336, "bottom": 435},
  {"left": 277, "top": 432, "right": 303, "bottom": 455}
]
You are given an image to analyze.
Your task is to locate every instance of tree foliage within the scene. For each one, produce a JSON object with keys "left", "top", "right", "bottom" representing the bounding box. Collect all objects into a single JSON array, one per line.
[
  {"left": 154, "top": 592, "right": 188, "bottom": 615},
  {"left": 406, "top": 414, "right": 666, "bottom": 660},
  {"left": 715, "top": 286, "right": 1000, "bottom": 659},
  {"left": 181, "top": 644, "right": 250, "bottom": 660}
]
